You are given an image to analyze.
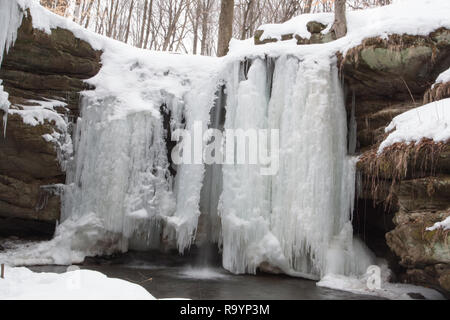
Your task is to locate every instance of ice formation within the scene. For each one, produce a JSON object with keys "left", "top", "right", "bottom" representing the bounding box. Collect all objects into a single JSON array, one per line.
[
  {"left": 219, "top": 55, "right": 374, "bottom": 278},
  {"left": 56, "top": 51, "right": 375, "bottom": 280},
  {"left": 0, "top": 0, "right": 24, "bottom": 135},
  {"left": 62, "top": 47, "right": 221, "bottom": 254},
  {"left": 0, "top": 0, "right": 376, "bottom": 280},
  {"left": 17, "top": 0, "right": 450, "bottom": 281}
]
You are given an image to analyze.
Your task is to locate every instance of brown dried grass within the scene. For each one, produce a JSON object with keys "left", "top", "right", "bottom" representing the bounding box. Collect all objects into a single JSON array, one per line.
[
  {"left": 358, "top": 139, "right": 447, "bottom": 208},
  {"left": 424, "top": 82, "right": 450, "bottom": 104}
]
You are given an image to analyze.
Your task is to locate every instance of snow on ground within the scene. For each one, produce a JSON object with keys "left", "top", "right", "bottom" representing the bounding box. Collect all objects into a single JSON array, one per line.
[
  {"left": 317, "top": 273, "right": 445, "bottom": 300},
  {"left": 378, "top": 98, "right": 450, "bottom": 153},
  {"left": 0, "top": 266, "right": 155, "bottom": 300},
  {"left": 427, "top": 216, "right": 450, "bottom": 232}
]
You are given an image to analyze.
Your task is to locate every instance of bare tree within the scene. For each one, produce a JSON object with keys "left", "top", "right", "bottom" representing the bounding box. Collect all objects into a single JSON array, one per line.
[
  {"left": 331, "top": 0, "right": 347, "bottom": 39},
  {"left": 124, "top": 0, "right": 134, "bottom": 43},
  {"left": 217, "top": 0, "right": 234, "bottom": 57},
  {"left": 40, "top": 0, "right": 392, "bottom": 55}
]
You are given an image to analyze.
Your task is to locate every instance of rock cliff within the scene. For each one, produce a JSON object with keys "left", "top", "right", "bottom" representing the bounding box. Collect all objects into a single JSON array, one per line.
[
  {"left": 0, "top": 13, "right": 101, "bottom": 238},
  {"left": 342, "top": 30, "right": 450, "bottom": 294}
]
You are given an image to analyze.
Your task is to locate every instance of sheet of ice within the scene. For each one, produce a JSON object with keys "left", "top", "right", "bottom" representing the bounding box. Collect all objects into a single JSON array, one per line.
[
  {"left": 0, "top": 266, "right": 155, "bottom": 300},
  {"left": 318, "top": 273, "right": 445, "bottom": 300},
  {"left": 378, "top": 98, "right": 450, "bottom": 153},
  {"left": 426, "top": 216, "right": 450, "bottom": 232}
]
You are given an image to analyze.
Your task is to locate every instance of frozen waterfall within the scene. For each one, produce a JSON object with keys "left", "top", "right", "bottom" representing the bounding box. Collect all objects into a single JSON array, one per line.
[
  {"left": 61, "top": 53, "right": 374, "bottom": 279},
  {"left": 219, "top": 55, "right": 373, "bottom": 278}
]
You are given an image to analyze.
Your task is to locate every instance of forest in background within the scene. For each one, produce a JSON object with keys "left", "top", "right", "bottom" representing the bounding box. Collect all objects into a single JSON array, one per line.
[{"left": 39, "top": 0, "right": 392, "bottom": 55}]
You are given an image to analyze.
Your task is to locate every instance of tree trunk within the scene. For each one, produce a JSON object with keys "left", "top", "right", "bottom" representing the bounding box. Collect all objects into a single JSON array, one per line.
[
  {"left": 304, "top": 0, "right": 313, "bottom": 13},
  {"left": 124, "top": 0, "right": 134, "bottom": 44},
  {"left": 331, "top": 0, "right": 347, "bottom": 39},
  {"left": 143, "top": 0, "right": 154, "bottom": 49},
  {"left": 139, "top": 0, "right": 149, "bottom": 48},
  {"left": 192, "top": 1, "right": 201, "bottom": 54},
  {"left": 217, "top": 0, "right": 234, "bottom": 57}
]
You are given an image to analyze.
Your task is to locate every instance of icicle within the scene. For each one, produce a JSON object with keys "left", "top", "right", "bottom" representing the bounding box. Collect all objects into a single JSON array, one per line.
[
  {"left": 220, "top": 58, "right": 272, "bottom": 274},
  {"left": 62, "top": 95, "right": 177, "bottom": 250},
  {"left": 0, "top": 0, "right": 24, "bottom": 137},
  {"left": 220, "top": 55, "right": 374, "bottom": 277},
  {"left": 0, "top": 80, "right": 10, "bottom": 137}
]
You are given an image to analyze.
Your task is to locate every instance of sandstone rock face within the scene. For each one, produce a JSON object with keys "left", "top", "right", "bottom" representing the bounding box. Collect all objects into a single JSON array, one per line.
[
  {"left": 342, "top": 29, "right": 450, "bottom": 150},
  {"left": 344, "top": 30, "right": 450, "bottom": 294},
  {"left": 0, "top": 14, "right": 101, "bottom": 238}
]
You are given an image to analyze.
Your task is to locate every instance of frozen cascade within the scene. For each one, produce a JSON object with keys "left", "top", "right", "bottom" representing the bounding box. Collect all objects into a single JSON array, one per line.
[
  {"left": 220, "top": 55, "right": 374, "bottom": 278},
  {"left": 60, "top": 53, "right": 374, "bottom": 278},
  {"left": 62, "top": 95, "right": 177, "bottom": 250},
  {"left": 62, "top": 57, "right": 218, "bottom": 253}
]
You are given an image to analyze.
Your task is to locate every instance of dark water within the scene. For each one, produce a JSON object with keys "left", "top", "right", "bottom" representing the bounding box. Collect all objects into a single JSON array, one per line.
[{"left": 29, "top": 251, "right": 382, "bottom": 300}]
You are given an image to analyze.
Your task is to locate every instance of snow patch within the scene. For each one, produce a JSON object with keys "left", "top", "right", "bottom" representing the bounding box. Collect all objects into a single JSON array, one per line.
[
  {"left": 12, "top": 99, "right": 68, "bottom": 130},
  {"left": 378, "top": 98, "right": 450, "bottom": 153},
  {"left": 258, "top": 13, "right": 333, "bottom": 41},
  {"left": 426, "top": 216, "right": 450, "bottom": 232},
  {"left": 434, "top": 68, "right": 450, "bottom": 87}
]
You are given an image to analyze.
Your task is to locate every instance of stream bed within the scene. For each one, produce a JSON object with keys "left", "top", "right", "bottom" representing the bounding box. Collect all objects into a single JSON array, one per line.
[{"left": 29, "top": 251, "right": 382, "bottom": 300}]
